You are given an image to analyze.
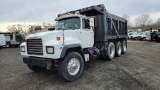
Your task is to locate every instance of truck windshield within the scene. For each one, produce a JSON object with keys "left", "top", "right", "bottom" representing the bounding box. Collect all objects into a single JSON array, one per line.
[{"left": 57, "top": 17, "right": 80, "bottom": 30}]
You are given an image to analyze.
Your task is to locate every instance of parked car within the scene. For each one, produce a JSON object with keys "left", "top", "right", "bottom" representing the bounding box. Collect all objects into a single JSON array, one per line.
[
  {"left": 129, "top": 32, "right": 139, "bottom": 40},
  {"left": 137, "top": 31, "right": 148, "bottom": 40}
]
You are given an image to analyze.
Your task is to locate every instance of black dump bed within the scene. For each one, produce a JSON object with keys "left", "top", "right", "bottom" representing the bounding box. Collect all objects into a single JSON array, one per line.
[{"left": 58, "top": 4, "right": 128, "bottom": 42}]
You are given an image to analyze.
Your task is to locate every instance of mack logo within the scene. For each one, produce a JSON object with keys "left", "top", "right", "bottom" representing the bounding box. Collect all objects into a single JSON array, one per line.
[{"left": 29, "top": 37, "right": 39, "bottom": 39}]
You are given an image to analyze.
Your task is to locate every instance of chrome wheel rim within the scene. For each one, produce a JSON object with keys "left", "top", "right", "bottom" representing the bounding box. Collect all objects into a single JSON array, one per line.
[
  {"left": 118, "top": 43, "right": 122, "bottom": 55},
  {"left": 123, "top": 41, "right": 127, "bottom": 51},
  {"left": 109, "top": 45, "right": 115, "bottom": 58},
  {"left": 67, "top": 58, "right": 80, "bottom": 76}
]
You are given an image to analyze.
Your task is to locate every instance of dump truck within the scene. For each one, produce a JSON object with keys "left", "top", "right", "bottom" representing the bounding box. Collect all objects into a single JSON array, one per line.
[{"left": 20, "top": 4, "right": 128, "bottom": 81}]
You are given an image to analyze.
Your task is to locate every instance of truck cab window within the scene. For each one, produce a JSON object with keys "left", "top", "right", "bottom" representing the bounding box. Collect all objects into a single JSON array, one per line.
[
  {"left": 57, "top": 17, "right": 80, "bottom": 30},
  {"left": 83, "top": 19, "right": 90, "bottom": 29}
]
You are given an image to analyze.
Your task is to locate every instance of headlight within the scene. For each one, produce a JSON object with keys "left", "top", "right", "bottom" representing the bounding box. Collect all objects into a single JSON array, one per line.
[
  {"left": 46, "top": 46, "right": 54, "bottom": 54},
  {"left": 21, "top": 46, "right": 25, "bottom": 52}
]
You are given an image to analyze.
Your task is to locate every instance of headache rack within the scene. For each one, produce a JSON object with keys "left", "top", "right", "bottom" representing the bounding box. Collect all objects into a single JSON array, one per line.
[
  {"left": 27, "top": 39, "right": 43, "bottom": 55},
  {"left": 58, "top": 4, "right": 106, "bottom": 17}
]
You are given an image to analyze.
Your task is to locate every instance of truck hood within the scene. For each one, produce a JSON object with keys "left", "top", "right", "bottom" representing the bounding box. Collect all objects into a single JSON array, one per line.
[
  {"left": 26, "top": 31, "right": 60, "bottom": 39},
  {"left": 26, "top": 30, "right": 80, "bottom": 45}
]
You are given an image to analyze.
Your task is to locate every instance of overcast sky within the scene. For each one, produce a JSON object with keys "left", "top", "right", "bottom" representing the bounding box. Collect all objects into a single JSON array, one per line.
[{"left": 0, "top": 0, "right": 160, "bottom": 31}]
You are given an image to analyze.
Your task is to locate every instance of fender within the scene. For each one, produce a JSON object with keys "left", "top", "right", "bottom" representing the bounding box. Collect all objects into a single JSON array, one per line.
[{"left": 60, "top": 44, "right": 82, "bottom": 58}]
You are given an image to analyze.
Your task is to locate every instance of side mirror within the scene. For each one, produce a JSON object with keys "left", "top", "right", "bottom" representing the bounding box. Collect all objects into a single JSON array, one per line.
[{"left": 89, "top": 17, "right": 94, "bottom": 27}]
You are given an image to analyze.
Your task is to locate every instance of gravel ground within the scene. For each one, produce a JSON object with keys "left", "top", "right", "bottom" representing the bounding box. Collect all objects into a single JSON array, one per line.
[{"left": 0, "top": 40, "right": 160, "bottom": 90}]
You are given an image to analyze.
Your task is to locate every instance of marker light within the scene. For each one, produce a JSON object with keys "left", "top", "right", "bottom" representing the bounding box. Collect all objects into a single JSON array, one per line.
[
  {"left": 88, "top": 7, "right": 92, "bottom": 10},
  {"left": 63, "top": 13, "right": 66, "bottom": 16},
  {"left": 76, "top": 11, "right": 80, "bottom": 14},
  {"left": 56, "top": 37, "right": 61, "bottom": 41},
  {"left": 66, "top": 12, "right": 70, "bottom": 15},
  {"left": 58, "top": 14, "right": 62, "bottom": 17}
]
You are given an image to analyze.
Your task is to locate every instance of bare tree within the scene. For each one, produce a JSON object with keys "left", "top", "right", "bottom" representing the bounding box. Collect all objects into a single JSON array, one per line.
[
  {"left": 135, "top": 14, "right": 152, "bottom": 31},
  {"left": 7, "top": 24, "right": 29, "bottom": 33},
  {"left": 7, "top": 25, "right": 17, "bottom": 32},
  {"left": 122, "top": 14, "right": 132, "bottom": 28}
]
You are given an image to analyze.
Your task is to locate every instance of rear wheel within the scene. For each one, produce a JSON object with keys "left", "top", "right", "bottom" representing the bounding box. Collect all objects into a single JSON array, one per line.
[
  {"left": 115, "top": 41, "right": 122, "bottom": 57},
  {"left": 122, "top": 40, "right": 127, "bottom": 54},
  {"left": 58, "top": 52, "right": 84, "bottom": 82},
  {"left": 27, "top": 64, "right": 46, "bottom": 72},
  {"left": 101, "top": 42, "right": 115, "bottom": 60}
]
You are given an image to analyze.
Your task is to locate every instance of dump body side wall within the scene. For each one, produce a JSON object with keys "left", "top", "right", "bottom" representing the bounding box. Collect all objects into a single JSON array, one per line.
[{"left": 94, "top": 13, "right": 128, "bottom": 43}]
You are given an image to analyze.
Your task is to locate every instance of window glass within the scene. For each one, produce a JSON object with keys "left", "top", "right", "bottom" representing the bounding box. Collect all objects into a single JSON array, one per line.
[
  {"left": 83, "top": 19, "right": 90, "bottom": 29},
  {"left": 57, "top": 17, "right": 80, "bottom": 30}
]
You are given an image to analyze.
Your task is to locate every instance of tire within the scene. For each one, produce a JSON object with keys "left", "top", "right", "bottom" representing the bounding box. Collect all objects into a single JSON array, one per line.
[
  {"left": 6, "top": 43, "right": 11, "bottom": 48},
  {"left": 155, "top": 36, "right": 160, "bottom": 42},
  {"left": 115, "top": 41, "right": 122, "bottom": 57},
  {"left": 107, "top": 42, "right": 115, "bottom": 60},
  {"left": 121, "top": 40, "right": 127, "bottom": 54},
  {"left": 58, "top": 52, "right": 84, "bottom": 82},
  {"left": 143, "top": 37, "right": 146, "bottom": 41},
  {"left": 134, "top": 37, "right": 137, "bottom": 40},
  {"left": 101, "top": 42, "right": 115, "bottom": 60},
  {"left": 27, "top": 64, "right": 46, "bottom": 72},
  {"left": 155, "top": 36, "right": 158, "bottom": 42}
]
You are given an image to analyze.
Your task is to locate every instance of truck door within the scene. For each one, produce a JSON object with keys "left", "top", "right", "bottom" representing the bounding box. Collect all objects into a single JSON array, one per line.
[{"left": 80, "top": 19, "right": 94, "bottom": 48}]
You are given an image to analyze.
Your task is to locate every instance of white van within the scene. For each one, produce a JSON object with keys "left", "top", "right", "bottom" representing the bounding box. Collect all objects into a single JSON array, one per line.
[{"left": 0, "top": 34, "right": 6, "bottom": 49}]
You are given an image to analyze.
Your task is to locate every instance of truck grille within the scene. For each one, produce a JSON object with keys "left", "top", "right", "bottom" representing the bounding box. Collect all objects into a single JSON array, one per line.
[{"left": 27, "top": 39, "right": 43, "bottom": 55}]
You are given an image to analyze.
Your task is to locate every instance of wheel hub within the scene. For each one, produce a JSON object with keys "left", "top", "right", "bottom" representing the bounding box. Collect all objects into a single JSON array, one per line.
[
  {"left": 110, "top": 46, "right": 115, "bottom": 57},
  {"left": 118, "top": 45, "right": 122, "bottom": 54},
  {"left": 67, "top": 58, "right": 80, "bottom": 76},
  {"left": 123, "top": 42, "right": 126, "bottom": 51}
]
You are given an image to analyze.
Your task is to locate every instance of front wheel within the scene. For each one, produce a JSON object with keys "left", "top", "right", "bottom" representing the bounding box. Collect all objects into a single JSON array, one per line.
[{"left": 58, "top": 52, "right": 84, "bottom": 82}]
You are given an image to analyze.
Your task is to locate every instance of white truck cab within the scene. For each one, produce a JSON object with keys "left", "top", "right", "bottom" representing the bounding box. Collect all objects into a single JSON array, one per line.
[
  {"left": 20, "top": 4, "right": 128, "bottom": 81},
  {"left": 21, "top": 14, "right": 94, "bottom": 59}
]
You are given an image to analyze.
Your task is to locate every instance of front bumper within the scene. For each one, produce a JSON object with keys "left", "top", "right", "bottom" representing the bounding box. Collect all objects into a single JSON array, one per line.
[{"left": 23, "top": 57, "right": 48, "bottom": 67}]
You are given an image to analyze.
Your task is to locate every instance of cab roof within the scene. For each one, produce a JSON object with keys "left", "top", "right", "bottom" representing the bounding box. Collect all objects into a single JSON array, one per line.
[{"left": 55, "top": 14, "right": 85, "bottom": 21}]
